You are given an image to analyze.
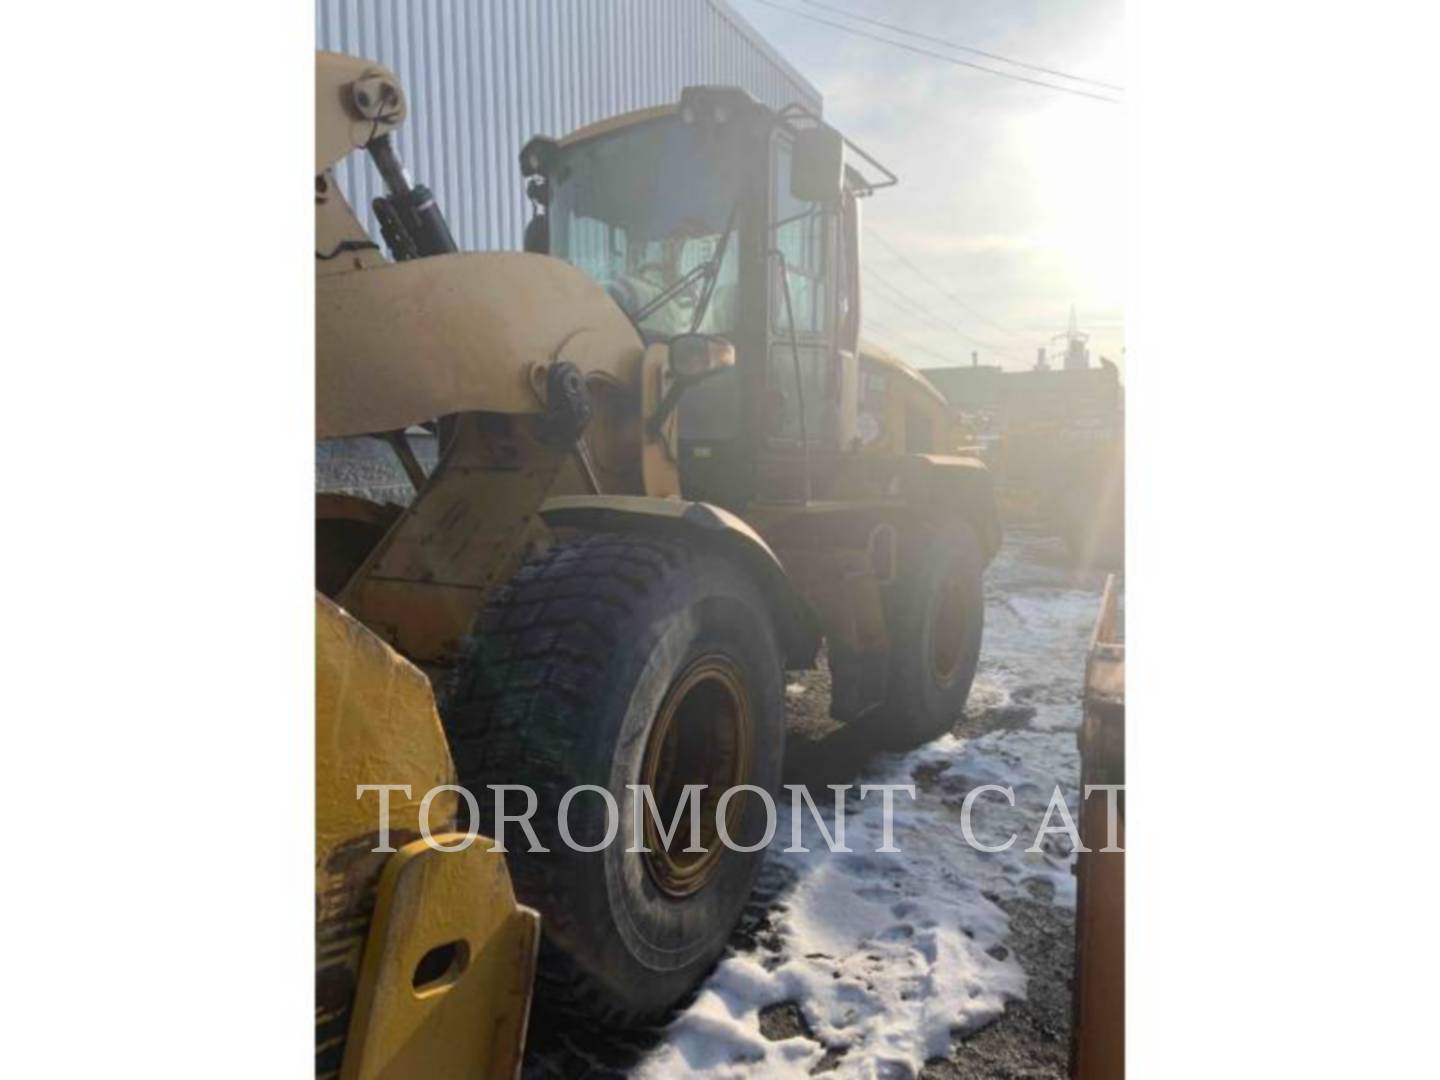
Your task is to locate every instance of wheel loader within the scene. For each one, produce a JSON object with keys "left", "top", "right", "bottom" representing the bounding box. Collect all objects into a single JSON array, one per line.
[{"left": 315, "top": 50, "right": 1000, "bottom": 1075}]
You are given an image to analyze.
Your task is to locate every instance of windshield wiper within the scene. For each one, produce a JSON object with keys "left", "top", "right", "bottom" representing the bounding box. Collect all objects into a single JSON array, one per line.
[
  {"left": 632, "top": 260, "right": 711, "bottom": 324},
  {"left": 686, "top": 196, "right": 741, "bottom": 333},
  {"left": 630, "top": 194, "right": 742, "bottom": 331}
]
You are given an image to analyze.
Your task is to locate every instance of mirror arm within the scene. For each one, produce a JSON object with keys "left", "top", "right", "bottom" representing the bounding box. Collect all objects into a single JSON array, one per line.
[
  {"left": 644, "top": 353, "right": 734, "bottom": 440},
  {"left": 768, "top": 205, "right": 820, "bottom": 233},
  {"left": 775, "top": 103, "right": 897, "bottom": 197},
  {"left": 646, "top": 379, "right": 689, "bottom": 439}
]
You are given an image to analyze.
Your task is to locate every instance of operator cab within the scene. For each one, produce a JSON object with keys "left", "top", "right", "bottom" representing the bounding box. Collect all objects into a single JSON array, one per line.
[{"left": 521, "top": 89, "right": 895, "bottom": 510}]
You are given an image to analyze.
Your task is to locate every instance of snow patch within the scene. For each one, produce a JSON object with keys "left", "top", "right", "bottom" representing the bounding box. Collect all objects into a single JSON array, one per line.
[
  {"left": 980, "top": 530, "right": 1109, "bottom": 733},
  {"left": 636, "top": 730, "right": 1079, "bottom": 1078}
]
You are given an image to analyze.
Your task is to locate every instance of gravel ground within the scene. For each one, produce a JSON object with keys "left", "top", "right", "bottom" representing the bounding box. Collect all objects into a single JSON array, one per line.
[{"left": 523, "top": 528, "right": 1105, "bottom": 1078}]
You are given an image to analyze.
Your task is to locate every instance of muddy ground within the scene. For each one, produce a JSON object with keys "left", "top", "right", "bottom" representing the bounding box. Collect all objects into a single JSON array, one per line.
[{"left": 524, "top": 528, "right": 1106, "bottom": 1078}]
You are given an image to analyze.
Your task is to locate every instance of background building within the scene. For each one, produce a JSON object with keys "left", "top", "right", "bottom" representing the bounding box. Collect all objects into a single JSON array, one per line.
[{"left": 316, "top": 0, "right": 822, "bottom": 253}]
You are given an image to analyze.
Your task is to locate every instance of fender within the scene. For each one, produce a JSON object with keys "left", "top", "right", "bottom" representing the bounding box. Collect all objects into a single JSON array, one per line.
[
  {"left": 539, "top": 495, "right": 821, "bottom": 670},
  {"left": 901, "top": 454, "right": 1003, "bottom": 562}
]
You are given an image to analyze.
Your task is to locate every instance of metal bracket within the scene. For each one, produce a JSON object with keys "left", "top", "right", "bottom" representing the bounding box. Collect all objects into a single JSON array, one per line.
[{"left": 340, "top": 837, "right": 541, "bottom": 1080}]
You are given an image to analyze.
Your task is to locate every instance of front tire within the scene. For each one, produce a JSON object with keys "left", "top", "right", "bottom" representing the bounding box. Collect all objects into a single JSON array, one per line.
[{"left": 440, "top": 532, "right": 784, "bottom": 1025}]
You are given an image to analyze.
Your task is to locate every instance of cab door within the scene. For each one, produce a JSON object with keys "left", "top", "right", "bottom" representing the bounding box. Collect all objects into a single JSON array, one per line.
[{"left": 758, "top": 131, "right": 840, "bottom": 501}]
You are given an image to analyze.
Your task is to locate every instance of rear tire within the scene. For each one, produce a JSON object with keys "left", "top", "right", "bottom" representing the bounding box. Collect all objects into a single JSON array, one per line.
[
  {"left": 440, "top": 532, "right": 784, "bottom": 1025},
  {"left": 880, "top": 519, "right": 985, "bottom": 747}
]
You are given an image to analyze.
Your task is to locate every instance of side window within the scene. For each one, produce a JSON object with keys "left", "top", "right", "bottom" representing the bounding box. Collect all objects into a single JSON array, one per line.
[
  {"left": 837, "top": 199, "right": 859, "bottom": 349},
  {"left": 771, "top": 140, "right": 826, "bottom": 335},
  {"left": 834, "top": 205, "right": 851, "bottom": 342}
]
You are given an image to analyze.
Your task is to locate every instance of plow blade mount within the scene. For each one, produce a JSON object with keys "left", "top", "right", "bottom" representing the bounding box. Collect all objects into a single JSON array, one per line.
[{"left": 316, "top": 595, "right": 539, "bottom": 1080}]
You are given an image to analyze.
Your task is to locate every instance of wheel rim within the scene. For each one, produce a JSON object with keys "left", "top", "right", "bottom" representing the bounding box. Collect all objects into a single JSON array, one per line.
[
  {"left": 640, "top": 655, "right": 753, "bottom": 898},
  {"left": 930, "top": 571, "right": 970, "bottom": 684}
]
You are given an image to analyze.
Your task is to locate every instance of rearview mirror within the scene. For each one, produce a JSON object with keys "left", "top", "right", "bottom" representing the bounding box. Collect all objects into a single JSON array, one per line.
[
  {"left": 648, "top": 334, "right": 736, "bottom": 438},
  {"left": 791, "top": 125, "right": 845, "bottom": 205}
]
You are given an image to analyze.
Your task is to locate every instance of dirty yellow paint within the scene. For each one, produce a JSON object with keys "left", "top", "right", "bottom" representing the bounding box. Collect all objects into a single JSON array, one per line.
[
  {"left": 340, "top": 837, "right": 540, "bottom": 1080},
  {"left": 316, "top": 595, "right": 537, "bottom": 1079}
]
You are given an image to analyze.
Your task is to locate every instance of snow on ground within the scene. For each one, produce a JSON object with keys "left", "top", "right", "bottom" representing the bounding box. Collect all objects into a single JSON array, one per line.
[
  {"left": 978, "top": 528, "right": 1106, "bottom": 733},
  {"left": 632, "top": 529, "right": 1106, "bottom": 1078}
]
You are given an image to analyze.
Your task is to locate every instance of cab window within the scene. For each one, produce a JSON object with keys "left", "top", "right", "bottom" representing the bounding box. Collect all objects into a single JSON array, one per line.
[{"left": 770, "top": 139, "right": 826, "bottom": 336}]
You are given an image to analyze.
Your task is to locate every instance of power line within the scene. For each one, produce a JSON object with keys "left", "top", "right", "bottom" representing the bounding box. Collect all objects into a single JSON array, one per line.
[
  {"left": 861, "top": 313, "right": 934, "bottom": 358},
  {"left": 861, "top": 308, "right": 976, "bottom": 367},
  {"left": 744, "top": 0, "right": 1122, "bottom": 105},
  {"left": 864, "top": 265, "right": 1022, "bottom": 363},
  {"left": 866, "top": 232, "right": 1041, "bottom": 351},
  {"left": 860, "top": 315, "right": 958, "bottom": 367},
  {"left": 796, "top": 0, "right": 1124, "bottom": 92},
  {"left": 863, "top": 225, "right": 1045, "bottom": 350},
  {"left": 864, "top": 297, "right": 1006, "bottom": 368},
  {"left": 866, "top": 265, "right": 1012, "bottom": 355},
  {"left": 865, "top": 269, "right": 967, "bottom": 341},
  {"left": 865, "top": 257, "right": 1024, "bottom": 359},
  {"left": 863, "top": 286, "right": 961, "bottom": 358}
]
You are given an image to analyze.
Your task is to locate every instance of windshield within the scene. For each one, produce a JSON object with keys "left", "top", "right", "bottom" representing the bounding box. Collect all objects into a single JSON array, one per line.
[{"left": 549, "top": 115, "right": 745, "bottom": 337}]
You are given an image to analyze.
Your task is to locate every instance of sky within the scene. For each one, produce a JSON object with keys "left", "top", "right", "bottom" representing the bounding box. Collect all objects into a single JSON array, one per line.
[{"left": 729, "top": 0, "right": 1126, "bottom": 373}]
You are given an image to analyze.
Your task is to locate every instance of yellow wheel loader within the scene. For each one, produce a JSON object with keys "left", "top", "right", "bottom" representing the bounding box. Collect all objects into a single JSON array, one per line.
[{"left": 315, "top": 49, "right": 1000, "bottom": 1067}]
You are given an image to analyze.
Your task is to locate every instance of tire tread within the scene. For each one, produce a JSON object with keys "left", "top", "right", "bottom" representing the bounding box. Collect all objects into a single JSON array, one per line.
[{"left": 440, "top": 532, "right": 692, "bottom": 1026}]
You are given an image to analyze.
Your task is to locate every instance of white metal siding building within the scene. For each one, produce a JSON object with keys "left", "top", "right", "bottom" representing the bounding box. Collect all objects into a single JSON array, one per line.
[{"left": 316, "top": 0, "right": 822, "bottom": 253}]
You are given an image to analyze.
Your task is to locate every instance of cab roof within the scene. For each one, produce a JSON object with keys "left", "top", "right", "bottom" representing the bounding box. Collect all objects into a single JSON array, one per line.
[{"left": 557, "top": 104, "right": 678, "bottom": 147}]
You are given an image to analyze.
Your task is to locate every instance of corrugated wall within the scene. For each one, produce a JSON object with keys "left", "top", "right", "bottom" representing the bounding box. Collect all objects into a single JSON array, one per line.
[{"left": 316, "top": 0, "right": 822, "bottom": 253}]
